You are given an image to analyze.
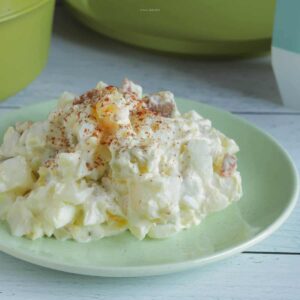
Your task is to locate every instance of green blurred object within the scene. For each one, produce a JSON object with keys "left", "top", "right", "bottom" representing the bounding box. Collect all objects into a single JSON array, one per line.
[
  {"left": 0, "top": 0, "right": 55, "bottom": 101},
  {"left": 0, "top": 98, "right": 298, "bottom": 276},
  {"left": 64, "top": 0, "right": 275, "bottom": 56}
]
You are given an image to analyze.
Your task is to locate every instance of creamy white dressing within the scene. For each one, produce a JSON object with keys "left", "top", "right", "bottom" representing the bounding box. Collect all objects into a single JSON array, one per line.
[{"left": 0, "top": 79, "right": 242, "bottom": 242}]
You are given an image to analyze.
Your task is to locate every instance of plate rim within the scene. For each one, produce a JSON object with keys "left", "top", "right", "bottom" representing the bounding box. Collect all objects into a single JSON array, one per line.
[{"left": 0, "top": 99, "right": 298, "bottom": 277}]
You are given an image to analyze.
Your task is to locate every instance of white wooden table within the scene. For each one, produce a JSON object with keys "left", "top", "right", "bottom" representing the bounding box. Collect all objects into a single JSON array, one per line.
[{"left": 0, "top": 6, "right": 299, "bottom": 300}]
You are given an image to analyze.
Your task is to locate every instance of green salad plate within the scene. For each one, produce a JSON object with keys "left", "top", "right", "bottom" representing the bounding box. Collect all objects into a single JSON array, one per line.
[{"left": 0, "top": 98, "right": 298, "bottom": 277}]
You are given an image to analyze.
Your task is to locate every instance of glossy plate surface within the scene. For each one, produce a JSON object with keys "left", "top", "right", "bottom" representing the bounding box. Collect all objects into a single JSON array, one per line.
[{"left": 0, "top": 99, "right": 298, "bottom": 277}]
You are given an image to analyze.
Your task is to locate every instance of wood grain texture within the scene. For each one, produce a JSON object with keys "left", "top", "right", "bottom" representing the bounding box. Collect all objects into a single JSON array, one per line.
[{"left": 0, "top": 251, "right": 299, "bottom": 300}]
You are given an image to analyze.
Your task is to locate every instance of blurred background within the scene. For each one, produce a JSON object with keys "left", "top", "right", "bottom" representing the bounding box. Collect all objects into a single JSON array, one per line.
[{"left": 0, "top": 0, "right": 298, "bottom": 110}]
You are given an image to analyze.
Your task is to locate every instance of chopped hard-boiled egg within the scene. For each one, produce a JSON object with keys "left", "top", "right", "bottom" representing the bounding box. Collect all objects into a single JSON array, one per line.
[{"left": 0, "top": 79, "right": 242, "bottom": 242}]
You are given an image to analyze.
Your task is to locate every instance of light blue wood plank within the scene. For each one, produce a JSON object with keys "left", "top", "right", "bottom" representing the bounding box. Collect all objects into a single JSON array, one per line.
[
  {"left": 0, "top": 108, "right": 19, "bottom": 113},
  {"left": 1, "top": 7, "right": 297, "bottom": 113},
  {"left": 0, "top": 251, "right": 299, "bottom": 300}
]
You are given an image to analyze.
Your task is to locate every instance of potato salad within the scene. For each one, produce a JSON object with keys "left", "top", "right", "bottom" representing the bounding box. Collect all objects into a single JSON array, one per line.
[{"left": 0, "top": 79, "right": 242, "bottom": 242}]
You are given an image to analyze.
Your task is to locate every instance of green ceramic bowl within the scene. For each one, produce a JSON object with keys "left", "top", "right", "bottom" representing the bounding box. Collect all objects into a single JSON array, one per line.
[
  {"left": 65, "top": 0, "right": 275, "bottom": 56},
  {"left": 0, "top": 0, "right": 55, "bottom": 101}
]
